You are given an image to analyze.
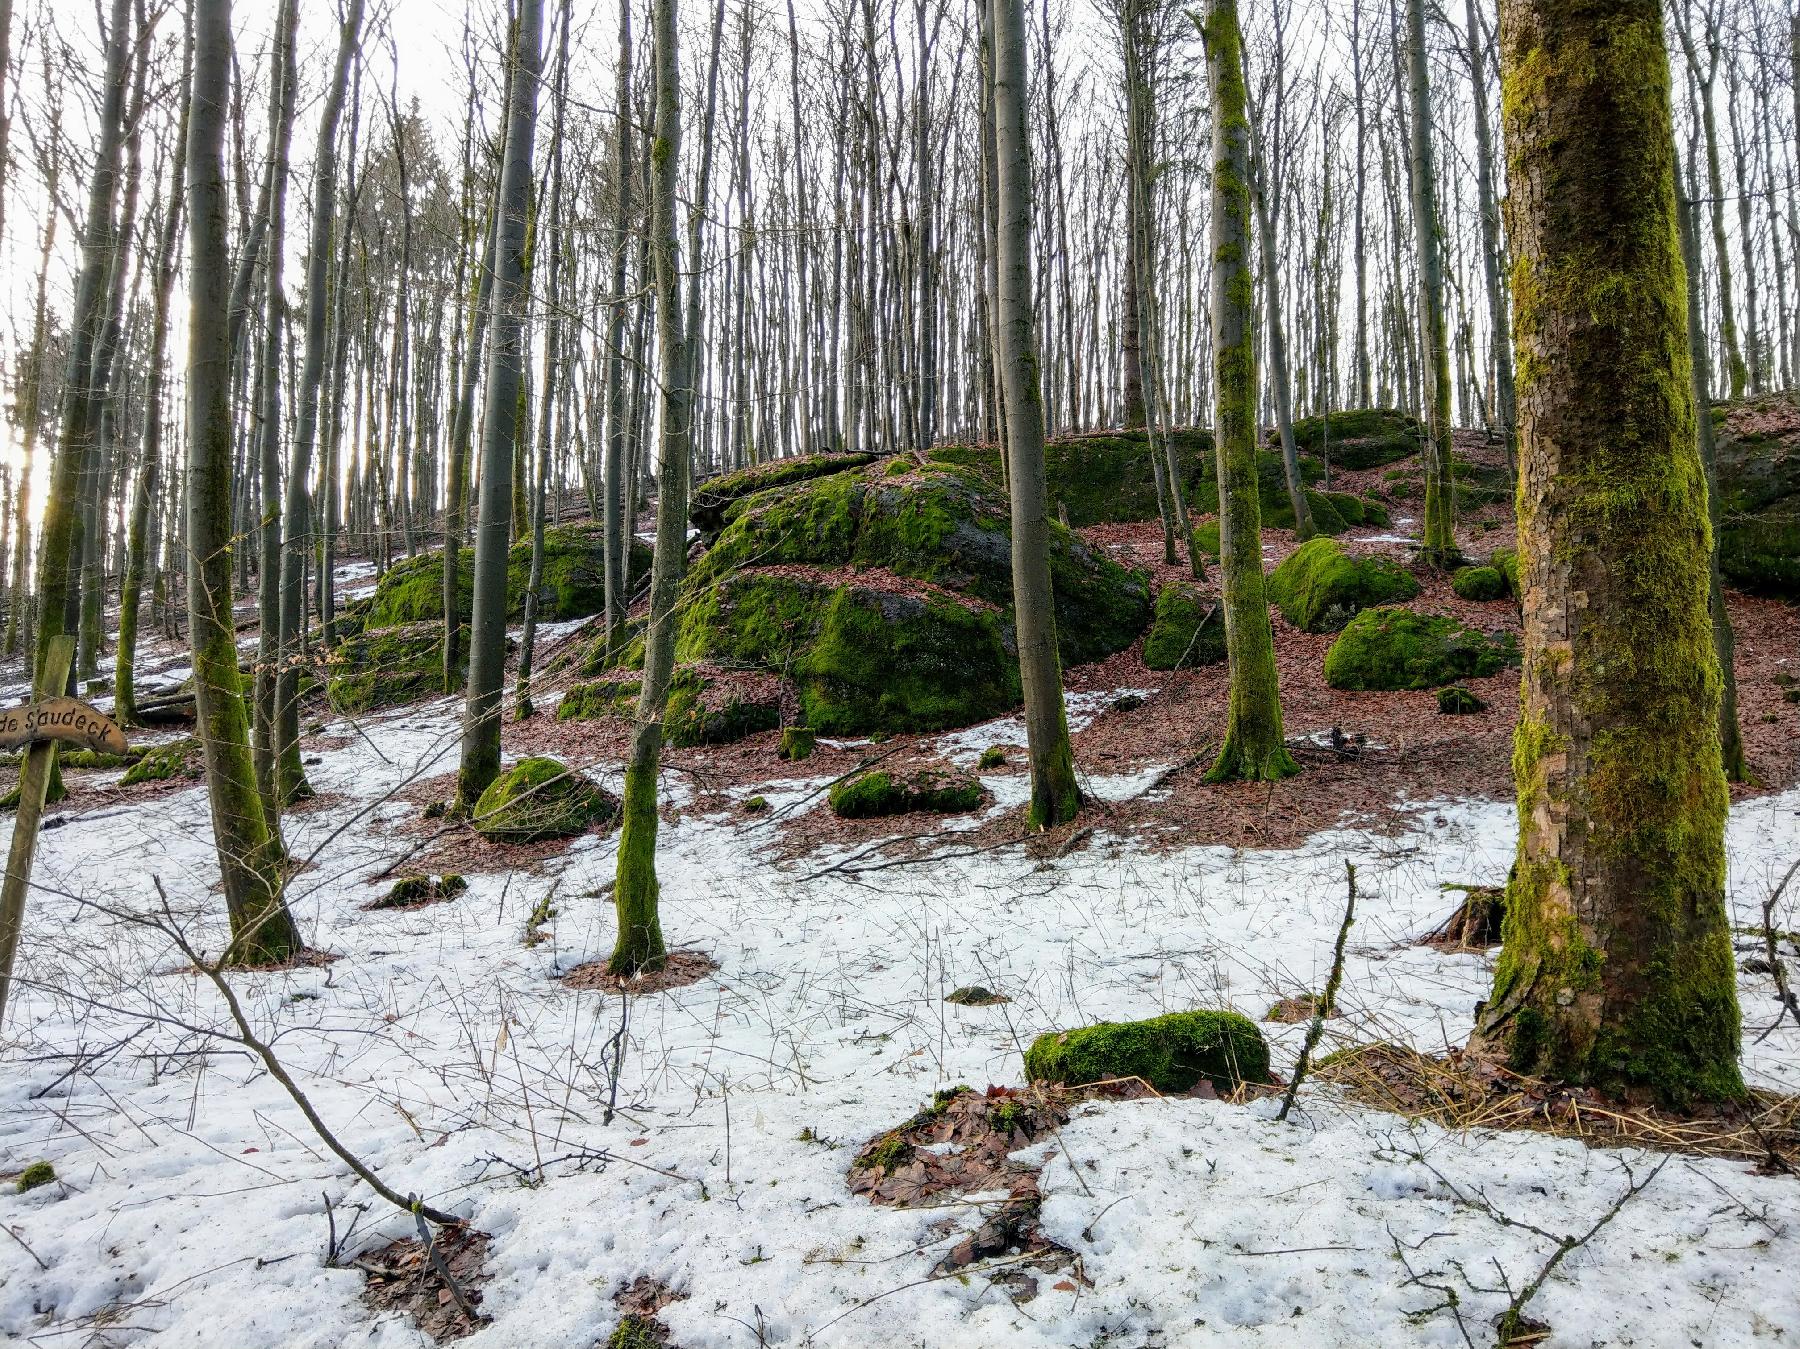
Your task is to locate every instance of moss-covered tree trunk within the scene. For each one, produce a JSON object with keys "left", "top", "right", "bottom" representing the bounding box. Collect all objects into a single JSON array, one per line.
[
  {"left": 1199, "top": 0, "right": 1298, "bottom": 786},
  {"left": 994, "top": 0, "right": 1079, "bottom": 828},
  {"left": 118, "top": 37, "right": 191, "bottom": 728},
  {"left": 453, "top": 0, "right": 541, "bottom": 811},
  {"left": 602, "top": 0, "right": 633, "bottom": 658},
  {"left": 1474, "top": 0, "right": 1743, "bottom": 1106},
  {"left": 1676, "top": 168, "right": 1749, "bottom": 786},
  {"left": 1404, "top": 0, "right": 1459, "bottom": 564},
  {"left": 187, "top": 0, "right": 301, "bottom": 964},
  {"left": 610, "top": 0, "right": 694, "bottom": 977},
  {"left": 275, "top": 0, "right": 360, "bottom": 800}
]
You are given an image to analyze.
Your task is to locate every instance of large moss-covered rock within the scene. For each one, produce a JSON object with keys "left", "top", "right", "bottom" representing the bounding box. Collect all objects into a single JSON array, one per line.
[
  {"left": 556, "top": 677, "right": 640, "bottom": 722},
  {"left": 1451, "top": 565, "right": 1507, "bottom": 601},
  {"left": 1712, "top": 396, "right": 1800, "bottom": 596},
  {"left": 360, "top": 525, "right": 651, "bottom": 630},
  {"left": 675, "top": 460, "right": 1150, "bottom": 734},
  {"left": 1287, "top": 407, "right": 1424, "bottom": 470},
  {"left": 325, "top": 622, "right": 464, "bottom": 713},
  {"left": 664, "top": 668, "right": 782, "bottom": 747},
  {"left": 1143, "top": 583, "right": 1227, "bottom": 669},
  {"left": 120, "top": 737, "right": 202, "bottom": 786},
  {"left": 690, "top": 452, "right": 879, "bottom": 538},
  {"left": 471, "top": 756, "right": 617, "bottom": 843},
  {"left": 931, "top": 429, "right": 1217, "bottom": 527},
  {"left": 1023, "top": 1010, "right": 1270, "bottom": 1093},
  {"left": 1267, "top": 538, "right": 1420, "bottom": 632},
  {"left": 828, "top": 767, "right": 983, "bottom": 818},
  {"left": 1324, "top": 607, "right": 1517, "bottom": 690}
]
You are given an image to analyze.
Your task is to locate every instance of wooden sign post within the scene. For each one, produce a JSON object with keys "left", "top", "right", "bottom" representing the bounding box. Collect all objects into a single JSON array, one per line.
[{"left": 0, "top": 637, "right": 123, "bottom": 1031}]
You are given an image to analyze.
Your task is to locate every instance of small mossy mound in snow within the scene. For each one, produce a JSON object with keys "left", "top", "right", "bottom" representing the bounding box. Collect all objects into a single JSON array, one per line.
[
  {"left": 828, "top": 767, "right": 982, "bottom": 819},
  {"left": 1266, "top": 538, "right": 1420, "bottom": 633},
  {"left": 16, "top": 1161, "right": 55, "bottom": 1193},
  {"left": 1451, "top": 565, "right": 1508, "bottom": 602},
  {"left": 1023, "top": 1010, "right": 1271, "bottom": 1094},
  {"left": 1324, "top": 607, "right": 1517, "bottom": 690},
  {"left": 120, "top": 737, "right": 201, "bottom": 786},
  {"left": 372, "top": 874, "right": 468, "bottom": 909},
  {"left": 676, "top": 459, "right": 1151, "bottom": 734},
  {"left": 1712, "top": 396, "right": 1800, "bottom": 596},
  {"left": 326, "top": 622, "right": 465, "bottom": 713},
  {"left": 1143, "top": 582, "right": 1227, "bottom": 669},
  {"left": 472, "top": 757, "right": 617, "bottom": 843},
  {"left": 1287, "top": 407, "right": 1424, "bottom": 470},
  {"left": 359, "top": 525, "right": 651, "bottom": 631}
]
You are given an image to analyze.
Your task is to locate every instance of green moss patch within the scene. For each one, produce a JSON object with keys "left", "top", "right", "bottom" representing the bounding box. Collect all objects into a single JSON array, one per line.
[
  {"left": 326, "top": 622, "right": 466, "bottom": 714},
  {"left": 472, "top": 757, "right": 618, "bottom": 844},
  {"left": 556, "top": 678, "right": 641, "bottom": 722},
  {"left": 690, "top": 451, "right": 878, "bottom": 538},
  {"left": 1490, "top": 546, "right": 1522, "bottom": 597},
  {"left": 1143, "top": 582, "right": 1227, "bottom": 669},
  {"left": 1287, "top": 407, "right": 1424, "bottom": 470},
  {"left": 370, "top": 874, "right": 468, "bottom": 909},
  {"left": 932, "top": 428, "right": 1216, "bottom": 526},
  {"left": 1324, "top": 607, "right": 1517, "bottom": 691},
  {"left": 1267, "top": 538, "right": 1421, "bottom": 632},
  {"left": 663, "top": 668, "right": 783, "bottom": 748},
  {"left": 1451, "top": 565, "right": 1508, "bottom": 601},
  {"left": 1437, "top": 685, "right": 1487, "bottom": 714},
  {"left": 1023, "top": 1010, "right": 1271, "bottom": 1094},
  {"left": 120, "top": 737, "right": 201, "bottom": 786},
  {"left": 778, "top": 726, "right": 817, "bottom": 761},
  {"left": 16, "top": 1161, "right": 55, "bottom": 1192},
  {"left": 828, "top": 767, "right": 983, "bottom": 819}
]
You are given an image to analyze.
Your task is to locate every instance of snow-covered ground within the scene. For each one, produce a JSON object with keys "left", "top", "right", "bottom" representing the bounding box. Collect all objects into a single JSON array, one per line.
[{"left": 1, "top": 691, "right": 1796, "bottom": 1346}]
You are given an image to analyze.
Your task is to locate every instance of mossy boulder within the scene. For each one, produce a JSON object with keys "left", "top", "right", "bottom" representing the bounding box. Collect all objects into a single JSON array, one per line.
[
  {"left": 675, "top": 460, "right": 1150, "bottom": 734},
  {"left": 931, "top": 429, "right": 1217, "bottom": 526},
  {"left": 1490, "top": 546, "right": 1522, "bottom": 597},
  {"left": 471, "top": 757, "right": 617, "bottom": 843},
  {"left": 556, "top": 677, "right": 641, "bottom": 722},
  {"left": 1451, "top": 565, "right": 1508, "bottom": 602},
  {"left": 778, "top": 726, "right": 817, "bottom": 761},
  {"left": 1437, "top": 685, "right": 1487, "bottom": 714},
  {"left": 690, "top": 452, "right": 879, "bottom": 538},
  {"left": 828, "top": 767, "right": 982, "bottom": 819},
  {"left": 1023, "top": 1010, "right": 1270, "bottom": 1094},
  {"left": 1711, "top": 397, "right": 1800, "bottom": 597},
  {"left": 372, "top": 874, "right": 468, "bottom": 908},
  {"left": 1287, "top": 407, "right": 1424, "bottom": 470},
  {"left": 663, "top": 667, "right": 782, "bottom": 748},
  {"left": 1324, "top": 607, "right": 1517, "bottom": 691},
  {"left": 360, "top": 525, "right": 651, "bottom": 631},
  {"left": 1143, "top": 582, "right": 1227, "bottom": 669},
  {"left": 119, "top": 737, "right": 202, "bottom": 786},
  {"left": 325, "top": 622, "right": 465, "bottom": 713},
  {"left": 1266, "top": 537, "right": 1421, "bottom": 633}
]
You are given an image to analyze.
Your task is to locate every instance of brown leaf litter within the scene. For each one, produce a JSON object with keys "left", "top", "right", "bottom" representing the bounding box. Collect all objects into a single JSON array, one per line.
[{"left": 356, "top": 1225, "right": 491, "bottom": 1342}]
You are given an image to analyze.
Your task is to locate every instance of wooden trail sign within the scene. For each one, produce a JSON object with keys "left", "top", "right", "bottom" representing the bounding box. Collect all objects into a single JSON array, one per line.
[{"left": 0, "top": 696, "right": 128, "bottom": 756}]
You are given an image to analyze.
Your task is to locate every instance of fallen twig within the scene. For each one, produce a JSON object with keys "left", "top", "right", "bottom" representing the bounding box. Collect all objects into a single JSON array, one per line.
[{"left": 1278, "top": 860, "right": 1357, "bottom": 1121}]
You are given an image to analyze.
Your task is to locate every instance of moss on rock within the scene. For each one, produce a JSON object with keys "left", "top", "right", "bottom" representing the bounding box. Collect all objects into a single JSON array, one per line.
[
  {"left": 1023, "top": 1010, "right": 1270, "bottom": 1093},
  {"left": 690, "top": 451, "right": 878, "bottom": 538},
  {"left": 372, "top": 874, "right": 468, "bottom": 908},
  {"left": 828, "top": 767, "right": 982, "bottom": 818},
  {"left": 472, "top": 756, "right": 618, "bottom": 843},
  {"left": 16, "top": 1161, "right": 55, "bottom": 1193},
  {"left": 556, "top": 677, "right": 641, "bottom": 722},
  {"left": 1451, "top": 565, "right": 1508, "bottom": 601},
  {"left": 325, "top": 622, "right": 463, "bottom": 714},
  {"left": 1267, "top": 537, "right": 1421, "bottom": 632},
  {"left": 931, "top": 428, "right": 1217, "bottom": 526},
  {"left": 663, "top": 668, "right": 782, "bottom": 748},
  {"left": 1143, "top": 582, "right": 1228, "bottom": 669},
  {"left": 1323, "top": 607, "right": 1517, "bottom": 690},
  {"left": 119, "top": 737, "right": 201, "bottom": 786},
  {"left": 1490, "top": 546, "right": 1522, "bottom": 597},
  {"left": 1287, "top": 407, "right": 1424, "bottom": 469},
  {"left": 778, "top": 726, "right": 817, "bottom": 761},
  {"left": 1437, "top": 685, "right": 1487, "bottom": 714}
]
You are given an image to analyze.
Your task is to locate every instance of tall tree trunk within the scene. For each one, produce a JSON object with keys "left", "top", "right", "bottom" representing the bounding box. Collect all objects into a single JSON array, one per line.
[
  {"left": 1404, "top": 0, "right": 1459, "bottom": 563},
  {"left": 275, "top": 0, "right": 361, "bottom": 804},
  {"left": 186, "top": 0, "right": 301, "bottom": 964},
  {"left": 1677, "top": 166, "right": 1750, "bottom": 785},
  {"left": 610, "top": 0, "right": 696, "bottom": 976},
  {"left": 454, "top": 0, "right": 542, "bottom": 810},
  {"left": 602, "top": 0, "right": 634, "bottom": 656},
  {"left": 118, "top": 30, "right": 193, "bottom": 727},
  {"left": 252, "top": 0, "right": 299, "bottom": 828},
  {"left": 1199, "top": 0, "right": 1298, "bottom": 785},
  {"left": 994, "top": 0, "right": 1079, "bottom": 828},
  {"left": 1475, "top": 0, "right": 1742, "bottom": 1106},
  {"left": 1465, "top": 0, "right": 1516, "bottom": 470},
  {"left": 5, "top": 128, "right": 58, "bottom": 661}
]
